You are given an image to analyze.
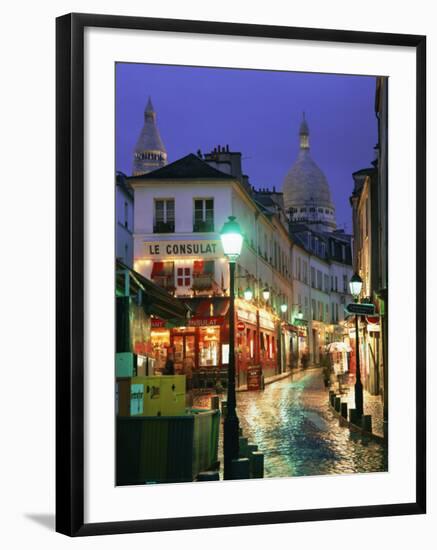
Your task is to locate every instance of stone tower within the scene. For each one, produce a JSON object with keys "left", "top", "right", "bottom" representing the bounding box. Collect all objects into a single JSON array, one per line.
[{"left": 132, "top": 97, "right": 168, "bottom": 176}]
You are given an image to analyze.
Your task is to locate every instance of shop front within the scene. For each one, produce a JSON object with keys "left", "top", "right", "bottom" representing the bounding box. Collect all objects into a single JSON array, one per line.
[
  {"left": 364, "top": 315, "right": 382, "bottom": 395},
  {"left": 150, "top": 297, "right": 230, "bottom": 389},
  {"left": 284, "top": 323, "right": 308, "bottom": 370},
  {"left": 258, "top": 309, "right": 279, "bottom": 380},
  {"left": 234, "top": 301, "right": 280, "bottom": 385},
  {"left": 235, "top": 300, "right": 259, "bottom": 388}
]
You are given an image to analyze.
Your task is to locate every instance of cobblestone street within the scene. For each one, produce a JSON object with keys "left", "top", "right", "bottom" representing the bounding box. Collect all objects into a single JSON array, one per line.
[
  {"left": 237, "top": 368, "right": 387, "bottom": 478},
  {"left": 195, "top": 368, "right": 388, "bottom": 479}
]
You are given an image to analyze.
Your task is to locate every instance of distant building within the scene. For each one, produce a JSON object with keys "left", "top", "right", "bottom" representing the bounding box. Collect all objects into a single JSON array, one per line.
[
  {"left": 132, "top": 97, "right": 168, "bottom": 176},
  {"left": 289, "top": 225, "right": 353, "bottom": 365},
  {"left": 374, "top": 76, "right": 388, "bottom": 435},
  {"left": 251, "top": 114, "right": 353, "bottom": 365},
  {"left": 115, "top": 172, "right": 133, "bottom": 267},
  {"left": 350, "top": 77, "right": 388, "bottom": 406},
  {"left": 282, "top": 114, "right": 337, "bottom": 232}
]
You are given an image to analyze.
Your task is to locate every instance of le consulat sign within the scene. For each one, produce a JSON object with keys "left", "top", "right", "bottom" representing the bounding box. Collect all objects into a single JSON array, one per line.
[{"left": 143, "top": 239, "right": 223, "bottom": 259}]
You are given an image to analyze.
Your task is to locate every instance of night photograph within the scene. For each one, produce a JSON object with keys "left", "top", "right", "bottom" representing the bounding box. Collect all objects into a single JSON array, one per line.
[{"left": 114, "top": 63, "right": 388, "bottom": 484}]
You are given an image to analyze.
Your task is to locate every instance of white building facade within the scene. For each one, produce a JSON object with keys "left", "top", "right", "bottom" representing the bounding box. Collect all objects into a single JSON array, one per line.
[{"left": 129, "top": 153, "right": 298, "bottom": 387}]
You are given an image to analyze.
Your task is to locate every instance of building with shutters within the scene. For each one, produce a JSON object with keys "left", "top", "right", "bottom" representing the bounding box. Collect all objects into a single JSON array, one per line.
[{"left": 128, "top": 151, "right": 297, "bottom": 388}]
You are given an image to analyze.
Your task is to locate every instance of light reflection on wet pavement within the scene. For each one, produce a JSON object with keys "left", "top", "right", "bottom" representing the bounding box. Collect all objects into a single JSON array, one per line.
[{"left": 229, "top": 368, "right": 387, "bottom": 478}]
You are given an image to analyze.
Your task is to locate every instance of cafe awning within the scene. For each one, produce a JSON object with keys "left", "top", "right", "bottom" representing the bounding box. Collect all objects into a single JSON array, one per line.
[
  {"left": 116, "top": 260, "right": 188, "bottom": 321},
  {"left": 184, "top": 297, "right": 229, "bottom": 318}
]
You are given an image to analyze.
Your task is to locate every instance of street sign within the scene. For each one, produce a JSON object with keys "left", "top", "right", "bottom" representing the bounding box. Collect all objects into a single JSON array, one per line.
[
  {"left": 247, "top": 365, "right": 262, "bottom": 391},
  {"left": 237, "top": 321, "right": 245, "bottom": 332},
  {"left": 293, "top": 318, "right": 308, "bottom": 327},
  {"left": 345, "top": 302, "right": 375, "bottom": 315}
]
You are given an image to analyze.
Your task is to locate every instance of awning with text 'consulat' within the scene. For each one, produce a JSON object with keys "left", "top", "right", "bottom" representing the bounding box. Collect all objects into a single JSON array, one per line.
[{"left": 151, "top": 297, "right": 229, "bottom": 328}]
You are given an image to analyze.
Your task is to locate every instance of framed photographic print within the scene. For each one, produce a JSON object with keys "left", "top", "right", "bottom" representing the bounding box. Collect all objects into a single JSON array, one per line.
[{"left": 56, "top": 13, "right": 426, "bottom": 536}]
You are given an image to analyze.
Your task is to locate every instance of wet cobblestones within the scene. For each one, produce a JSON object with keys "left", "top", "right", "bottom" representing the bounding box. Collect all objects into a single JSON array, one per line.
[
  {"left": 340, "top": 384, "right": 385, "bottom": 438},
  {"left": 194, "top": 368, "right": 387, "bottom": 479}
]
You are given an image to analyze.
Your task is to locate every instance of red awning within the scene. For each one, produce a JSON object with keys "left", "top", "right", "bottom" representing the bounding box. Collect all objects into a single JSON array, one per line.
[
  {"left": 151, "top": 261, "right": 164, "bottom": 277},
  {"left": 183, "top": 297, "right": 229, "bottom": 318},
  {"left": 151, "top": 261, "right": 174, "bottom": 277},
  {"left": 193, "top": 260, "right": 204, "bottom": 275},
  {"left": 193, "top": 260, "right": 215, "bottom": 276}
]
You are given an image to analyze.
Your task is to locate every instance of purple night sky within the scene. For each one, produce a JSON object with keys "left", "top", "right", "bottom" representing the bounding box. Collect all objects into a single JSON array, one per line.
[{"left": 116, "top": 63, "right": 378, "bottom": 232}]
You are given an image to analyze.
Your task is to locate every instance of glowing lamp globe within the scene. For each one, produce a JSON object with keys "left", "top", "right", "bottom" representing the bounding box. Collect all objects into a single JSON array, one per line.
[
  {"left": 262, "top": 288, "right": 270, "bottom": 301},
  {"left": 219, "top": 216, "right": 244, "bottom": 261},
  {"left": 349, "top": 273, "right": 363, "bottom": 299},
  {"left": 280, "top": 303, "right": 288, "bottom": 313},
  {"left": 243, "top": 287, "right": 253, "bottom": 301}
]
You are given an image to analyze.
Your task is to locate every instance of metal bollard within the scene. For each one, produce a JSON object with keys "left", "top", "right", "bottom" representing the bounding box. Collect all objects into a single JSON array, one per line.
[
  {"left": 221, "top": 401, "right": 227, "bottom": 418},
  {"left": 197, "top": 471, "right": 220, "bottom": 481},
  {"left": 250, "top": 451, "right": 264, "bottom": 478},
  {"left": 349, "top": 408, "right": 361, "bottom": 427},
  {"left": 330, "top": 392, "right": 336, "bottom": 407},
  {"left": 210, "top": 396, "right": 220, "bottom": 411},
  {"left": 340, "top": 402, "right": 348, "bottom": 419},
  {"left": 231, "top": 458, "right": 250, "bottom": 480},
  {"left": 361, "top": 414, "right": 372, "bottom": 433},
  {"left": 334, "top": 396, "right": 341, "bottom": 412},
  {"left": 239, "top": 437, "right": 249, "bottom": 458}
]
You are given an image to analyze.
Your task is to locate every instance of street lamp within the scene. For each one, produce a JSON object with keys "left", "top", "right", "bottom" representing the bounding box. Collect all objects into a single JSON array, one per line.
[
  {"left": 349, "top": 273, "right": 363, "bottom": 302},
  {"left": 349, "top": 273, "right": 364, "bottom": 418},
  {"left": 280, "top": 303, "right": 288, "bottom": 314},
  {"left": 262, "top": 287, "right": 270, "bottom": 302},
  {"left": 220, "top": 216, "right": 244, "bottom": 480},
  {"left": 243, "top": 287, "right": 253, "bottom": 301}
]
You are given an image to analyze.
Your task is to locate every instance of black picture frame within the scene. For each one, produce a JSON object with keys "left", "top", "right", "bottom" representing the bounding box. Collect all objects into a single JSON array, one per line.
[{"left": 56, "top": 12, "right": 426, "bottom": 537}]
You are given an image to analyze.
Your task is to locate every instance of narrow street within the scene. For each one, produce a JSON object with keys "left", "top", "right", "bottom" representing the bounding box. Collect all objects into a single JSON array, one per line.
[{"left": 234, "top": 368, "right": 388, "bottom": 478}]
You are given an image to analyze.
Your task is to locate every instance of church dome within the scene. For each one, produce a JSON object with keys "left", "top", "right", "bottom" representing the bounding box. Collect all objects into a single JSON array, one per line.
[
  {"left": 282, "top": 114, "right": 336, "bottom": 231},
  {"left": 283, "top": 150, "right": 333, "bottom": 207}
]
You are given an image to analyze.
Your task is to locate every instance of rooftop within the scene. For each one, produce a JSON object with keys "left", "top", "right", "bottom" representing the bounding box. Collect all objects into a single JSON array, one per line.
[{"left": 128, "top": 153, "right": 235, "bottom": 182}]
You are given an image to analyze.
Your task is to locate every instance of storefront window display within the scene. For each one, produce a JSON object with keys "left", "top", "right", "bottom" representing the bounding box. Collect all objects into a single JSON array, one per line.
[
  {"left": 173, "top": 331, "right": 196, "bottom": 372},
  {"left": 198, "top": 327, "right": 220, "bottom": 367},
  {"left": 150, "top": 329, "right": 170, "bottom": 371}
]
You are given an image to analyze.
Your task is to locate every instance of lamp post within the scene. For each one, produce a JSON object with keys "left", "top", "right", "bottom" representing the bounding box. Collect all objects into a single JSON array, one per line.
[
  {"left": 220, "top": 216, "right": 244, "bottom": 480},
  {"left": 278, "top": 303, "right": 288, "bottom": 373},
  {"left": 293, "top": 306, "right": 303, "bottom": 369},
  {"left": 349, "top": 273, "right": 364, "bottom": 418}
]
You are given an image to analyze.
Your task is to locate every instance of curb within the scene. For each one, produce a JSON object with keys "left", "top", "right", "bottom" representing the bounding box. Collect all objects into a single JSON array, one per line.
[{"left": 328, "top": 396, "right": 385, "bottom": 443}]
